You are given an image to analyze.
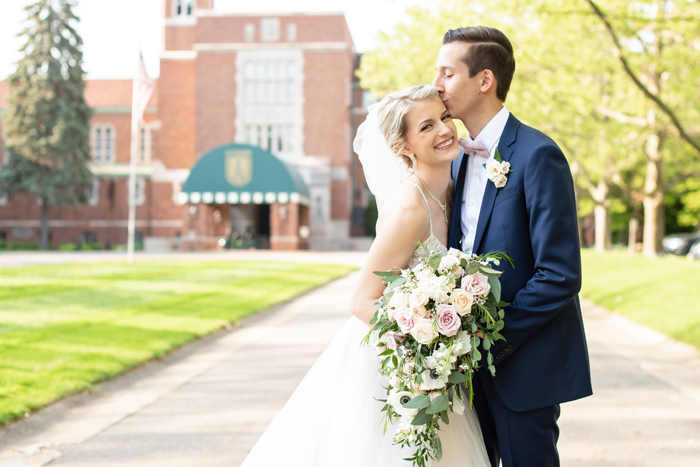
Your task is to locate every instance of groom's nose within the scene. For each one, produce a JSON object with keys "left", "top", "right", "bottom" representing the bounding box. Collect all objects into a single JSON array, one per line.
[{"left": 432, "top": 74, "right": 444, "bottom": 92}]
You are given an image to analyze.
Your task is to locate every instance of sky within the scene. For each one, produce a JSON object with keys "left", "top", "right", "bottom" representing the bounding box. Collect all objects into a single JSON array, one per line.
[{"left": 0, "top": 0, "right": 431, "bottom": 80}]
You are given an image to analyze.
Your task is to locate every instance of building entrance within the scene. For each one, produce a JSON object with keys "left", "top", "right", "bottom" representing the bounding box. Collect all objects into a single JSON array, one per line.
[{"left": 227, "top": 204, "right": 270, "bottom": 249}]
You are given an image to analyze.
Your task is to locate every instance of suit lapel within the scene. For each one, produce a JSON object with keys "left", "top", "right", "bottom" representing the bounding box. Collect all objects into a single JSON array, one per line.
[
  {"left": 448, "top": 153, "right": 468, "bottom": 249},
  {"left": 471, "top": 114, "right": 520, "bottom": 254}
]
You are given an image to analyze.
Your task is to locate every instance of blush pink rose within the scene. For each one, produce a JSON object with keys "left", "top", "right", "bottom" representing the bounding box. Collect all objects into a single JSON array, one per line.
[
  {"left": 395, "top": 310, "right": 415, "bottom": 333},
  {"left": 462, "top": 272, "right": 491, "bottom": 297},
  {"left": 382, "top": 331, "right": 404, "bottom": 350},
  {"left": 436, "top": 304, "right": 461, "bottom": 337}
]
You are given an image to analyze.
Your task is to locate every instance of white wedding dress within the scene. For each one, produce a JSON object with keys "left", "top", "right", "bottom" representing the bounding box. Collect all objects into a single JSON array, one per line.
[{"left": 240, "top": 182, "right": 490, "bottom": 467}]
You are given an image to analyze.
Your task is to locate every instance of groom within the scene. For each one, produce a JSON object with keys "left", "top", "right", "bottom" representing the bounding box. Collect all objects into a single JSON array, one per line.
[{"left": 434, "top": 27, "right": 592, "bottom": 466}]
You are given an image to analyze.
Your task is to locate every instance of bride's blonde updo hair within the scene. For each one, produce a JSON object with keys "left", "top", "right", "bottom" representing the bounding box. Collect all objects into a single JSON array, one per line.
[{"left": 376, "top": 85, "right": 440, "bottom": 168}]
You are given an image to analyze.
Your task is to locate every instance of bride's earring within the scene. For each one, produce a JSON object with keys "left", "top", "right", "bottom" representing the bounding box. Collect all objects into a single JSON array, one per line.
[{"left": 408, "top": 154, "right": 417, "bottom": 173}]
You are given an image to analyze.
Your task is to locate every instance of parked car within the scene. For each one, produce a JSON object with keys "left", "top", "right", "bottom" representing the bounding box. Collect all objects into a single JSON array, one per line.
[
  {"left": 662, "top": 231, "right": 700, "bottom": 255},
  {"left": 686, "top": 239, "right": 700, "bottom": 261}
]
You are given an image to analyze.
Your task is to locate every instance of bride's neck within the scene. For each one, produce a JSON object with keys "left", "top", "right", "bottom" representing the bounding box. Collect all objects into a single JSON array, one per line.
[{"left": 412, "top": 162, "right": 451, "bottom": 201}]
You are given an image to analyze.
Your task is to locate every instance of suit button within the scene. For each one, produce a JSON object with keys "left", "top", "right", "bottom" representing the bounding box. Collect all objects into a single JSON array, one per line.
[{"left": 496, "top": 354, "right": 502, "bottom": 360}]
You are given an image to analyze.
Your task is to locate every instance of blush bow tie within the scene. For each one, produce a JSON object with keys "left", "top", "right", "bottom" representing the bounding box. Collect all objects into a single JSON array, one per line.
[{"left": 458, "top": 138, "right": 490, "bottom": 158}]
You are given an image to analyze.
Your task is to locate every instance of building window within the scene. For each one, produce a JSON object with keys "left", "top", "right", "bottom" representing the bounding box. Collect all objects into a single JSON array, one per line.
[
  {"left": 175, "top": 0, "right": 193, "bottom": 16},
  {"left": 138, "top": 125, "right": 154, "bottom": 163},
  {"left": 237, "top": 51, "right": 303, "bottom": 156},
  {"left": 286, "top": 23, "right": 297, "bottom": 42},
  {"left": 87, "top": 178, "right": 99, "bottom": 206},
  {"left": 134, "top": 178, "right": 146, "bottom": 206},
  {"left": 244, "top": 23, "right": 255, "bottom": 42},
  {"left": 260, "top": 18, "right": 280, "bottom": 42},
  {"left": 91, "top": 123, "right": 116, "bottom": 163},
  {"left": 82, "top": 231, "right": 97, "bottom": 245}
]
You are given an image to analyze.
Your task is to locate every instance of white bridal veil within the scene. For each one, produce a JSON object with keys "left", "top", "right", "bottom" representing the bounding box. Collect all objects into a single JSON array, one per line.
[{"left": 353, "top": 103, "right": 412, "bottom": 212}]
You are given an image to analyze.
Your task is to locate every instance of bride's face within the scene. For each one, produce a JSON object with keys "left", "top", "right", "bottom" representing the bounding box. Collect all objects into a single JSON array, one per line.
[{"left": 401, "top": 97, "right": 460, "bottom": 166}]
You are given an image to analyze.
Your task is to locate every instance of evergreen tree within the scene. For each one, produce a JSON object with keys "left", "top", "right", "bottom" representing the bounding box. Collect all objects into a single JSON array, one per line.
[{"left": 1, "top": 0, "right": 92, "bottom": 250}]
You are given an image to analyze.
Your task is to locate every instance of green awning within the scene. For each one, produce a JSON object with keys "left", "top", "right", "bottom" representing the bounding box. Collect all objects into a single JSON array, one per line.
[{"left": 178, "top": 143, "right": 309, "bottom": 205}]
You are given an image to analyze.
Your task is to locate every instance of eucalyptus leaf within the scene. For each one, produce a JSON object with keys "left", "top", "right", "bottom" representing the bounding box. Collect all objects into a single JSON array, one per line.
[
  {"left": 487, "top": 275, "right": 501, "bottom": 303},
  {"left": 387, "top": 276, "right": 408, "bottom": 290},
  {"left": 481, "top": 266, "right": 501, "bottom": 275},
  {"left": 403, "top": 394, "right": 431, "bottom": 409},
  {"left": 448, "top": 372, "right": 467, "bottom": 384},
  {"left": 411, "top": 408, "right": 433, "bottom": 426},
  {"left": 428, "top": 254, "right": 441, "bottom": 271},
  {"left": 374, "top": 270, "right": 398, "bottom": 277},
  {"left": 427, "top": 394, "right": 449, "bottom": 414},
  {"left": 440, "top": 410, "right": 450, "bottom": 425},
  {"left": 482, "top": 338, "right": 491, "bottom": 350}
]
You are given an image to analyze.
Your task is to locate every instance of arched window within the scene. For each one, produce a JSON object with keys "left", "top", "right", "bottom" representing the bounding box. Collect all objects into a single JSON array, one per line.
[
  {"left": 91, "top": 123, "right": 116, "bottom": 164},
  {"left": 139, "top": 124, "right": 155, "bottom": 163}
]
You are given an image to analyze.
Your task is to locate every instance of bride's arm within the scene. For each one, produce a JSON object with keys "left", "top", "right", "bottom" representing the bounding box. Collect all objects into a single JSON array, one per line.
[{"left": 350, "top": 199, "right": 429, "bottom": 325}]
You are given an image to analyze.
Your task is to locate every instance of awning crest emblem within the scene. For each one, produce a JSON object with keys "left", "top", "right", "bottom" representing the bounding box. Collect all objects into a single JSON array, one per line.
[{"left": 225, "top": 149, "right": 253, "bottom": 187}]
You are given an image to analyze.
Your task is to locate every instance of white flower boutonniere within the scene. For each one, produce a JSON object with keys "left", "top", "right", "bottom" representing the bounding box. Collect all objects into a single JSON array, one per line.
[{"left": 483, "top": 148, "right": 512, "bottom": 189}]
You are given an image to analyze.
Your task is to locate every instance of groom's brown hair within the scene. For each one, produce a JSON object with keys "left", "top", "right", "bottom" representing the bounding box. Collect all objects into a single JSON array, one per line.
[{"left": 443, "top": 26, "right": 515, "bottom": 102}]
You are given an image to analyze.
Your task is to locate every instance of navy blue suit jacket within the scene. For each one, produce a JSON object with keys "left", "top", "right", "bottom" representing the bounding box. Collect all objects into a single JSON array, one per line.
[{"left": 448, "top": 114, "right": 593, "bottom": 412}]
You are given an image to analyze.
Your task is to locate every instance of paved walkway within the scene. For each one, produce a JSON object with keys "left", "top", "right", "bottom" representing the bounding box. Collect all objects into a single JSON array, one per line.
[{"left": 0, "top": 256, "right": 699, "bottom": 466}]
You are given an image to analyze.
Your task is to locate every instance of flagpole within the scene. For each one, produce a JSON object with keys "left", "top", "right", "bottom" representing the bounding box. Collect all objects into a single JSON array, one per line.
[{"left": 127, "top": 54, "right": 140, "bottom": 265}]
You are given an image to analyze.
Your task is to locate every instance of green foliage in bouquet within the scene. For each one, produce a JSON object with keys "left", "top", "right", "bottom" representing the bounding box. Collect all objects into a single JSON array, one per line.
[{"left": 362, "top": 246, "right": 511, "bottom": 467}]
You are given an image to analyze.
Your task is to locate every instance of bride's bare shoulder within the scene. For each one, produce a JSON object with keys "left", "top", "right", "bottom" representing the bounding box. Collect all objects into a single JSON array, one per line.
[{"left": 375, "top": 182, "right": 429, "bottom": 236}]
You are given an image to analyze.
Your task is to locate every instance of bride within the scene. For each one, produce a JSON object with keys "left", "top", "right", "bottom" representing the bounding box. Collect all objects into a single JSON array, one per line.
[{"left": 240, "top": 85, "right": 490, "bottom": 467}]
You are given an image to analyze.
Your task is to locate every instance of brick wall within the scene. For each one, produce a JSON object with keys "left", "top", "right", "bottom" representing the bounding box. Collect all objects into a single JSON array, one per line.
[{"left": 195, "top": 52, "right": 237, "bottom": 157}]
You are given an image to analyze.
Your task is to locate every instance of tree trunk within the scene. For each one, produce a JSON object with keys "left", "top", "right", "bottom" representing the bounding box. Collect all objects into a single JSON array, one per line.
[
  {"left": 591, "top": 180, "right": 612, "bottom": 252},
  {"left": 39, "top": 200, "right": 49, "bottom": 250},
  {"left": 594, "top": 203, "right": 612, "bottom": 252},
  {"left": 642, "top": 131, "right": 665, "bottom": 258}
]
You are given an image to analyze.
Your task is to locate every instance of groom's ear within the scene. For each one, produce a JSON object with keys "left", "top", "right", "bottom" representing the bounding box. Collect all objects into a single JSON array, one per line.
[{"left": 480, "top": 69, "right": 498, "bottom": 95}]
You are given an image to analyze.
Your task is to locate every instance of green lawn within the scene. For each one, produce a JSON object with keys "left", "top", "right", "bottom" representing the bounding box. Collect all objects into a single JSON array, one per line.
[
  {"left": 580, "top": 249, "right": 700, "bottom": 350},
  {"left": 0, "top": 260, "right": 355, "bottom": 426}
]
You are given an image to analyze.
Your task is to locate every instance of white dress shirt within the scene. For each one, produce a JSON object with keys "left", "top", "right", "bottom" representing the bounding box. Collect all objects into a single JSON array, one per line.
[{"left": 461, "top": 106, "right": 510, "bottom": 252}]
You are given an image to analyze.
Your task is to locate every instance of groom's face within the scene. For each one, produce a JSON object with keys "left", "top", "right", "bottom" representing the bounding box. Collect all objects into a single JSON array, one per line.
[{"left": 433, "top": 42, "right": 482, "bottom": 122}]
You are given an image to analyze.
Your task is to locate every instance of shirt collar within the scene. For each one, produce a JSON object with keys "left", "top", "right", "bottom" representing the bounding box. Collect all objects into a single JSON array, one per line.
[{"left": 468, "top": 106, "right": 510, "bottom": 156}]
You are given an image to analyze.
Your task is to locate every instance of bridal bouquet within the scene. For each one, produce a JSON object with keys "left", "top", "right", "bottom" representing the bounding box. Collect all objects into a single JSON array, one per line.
[{"left": 362, "top": 246, "right": 510, "bottom": 467}]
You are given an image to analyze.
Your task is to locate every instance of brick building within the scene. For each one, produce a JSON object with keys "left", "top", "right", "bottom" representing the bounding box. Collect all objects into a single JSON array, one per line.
[{"left": 0, "top": 0, "right": 371, "bottom": 251}]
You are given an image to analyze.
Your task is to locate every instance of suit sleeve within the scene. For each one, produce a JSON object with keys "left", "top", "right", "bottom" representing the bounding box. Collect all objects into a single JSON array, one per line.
[{"left": 491, "top": 143, "right": 582, "bottom": 364}]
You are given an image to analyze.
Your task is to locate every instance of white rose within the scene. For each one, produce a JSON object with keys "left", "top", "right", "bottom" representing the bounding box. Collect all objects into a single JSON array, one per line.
[
  {"left": 448, "top": 247, "right": 462, "bottom": 258},
  {"left": 409, "top": 304, "right": 428, "bottom": 320},
  {"left": 494, "top": 173, "right": 508, "bottom": 188},
  {"left": 451, "top": 288, "right": 474, "bottom": 316},
  {"left": 410, "top": 318, "right": 438, "bottom": 345},
  {"left": 438, "top": 255, "right": 459, "bottom": 274},
  {"left": 389, "top": 290, "right": 408, "bottom": 309},
  {"left": 409, "top": 288, "right": 429, "bottom": 308}
]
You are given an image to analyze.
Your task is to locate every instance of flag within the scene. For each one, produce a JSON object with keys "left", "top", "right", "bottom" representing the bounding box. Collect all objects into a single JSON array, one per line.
[{"left": 136, "top": 53, "right": 155, "bottom": 124}]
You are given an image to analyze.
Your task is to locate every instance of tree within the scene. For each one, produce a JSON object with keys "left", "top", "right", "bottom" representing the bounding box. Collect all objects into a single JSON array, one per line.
[
  {"left": 584, "top": 0, "right": 700, "bottom": 256},
  {"left": 1, "top": 0, "right": 92, "bottom": 250},
  {"left": 356, "top": 0, "right": 700, "bottom": 256}
]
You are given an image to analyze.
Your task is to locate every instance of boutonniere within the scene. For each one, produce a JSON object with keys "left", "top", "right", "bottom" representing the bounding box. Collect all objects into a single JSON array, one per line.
[{"left": 483, "top": 149, "right": 512, "bottom": 189}]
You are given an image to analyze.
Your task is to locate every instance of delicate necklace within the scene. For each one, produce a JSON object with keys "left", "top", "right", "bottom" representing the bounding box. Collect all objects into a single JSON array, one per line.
[{"left": 414, "top": 171, "right": 450, "bottom": 225}]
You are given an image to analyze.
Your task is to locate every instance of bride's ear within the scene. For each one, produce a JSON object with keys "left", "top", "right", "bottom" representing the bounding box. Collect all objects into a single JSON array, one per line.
[{"left": 394, "top": 143, "right": 412, "bottom": 157}]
